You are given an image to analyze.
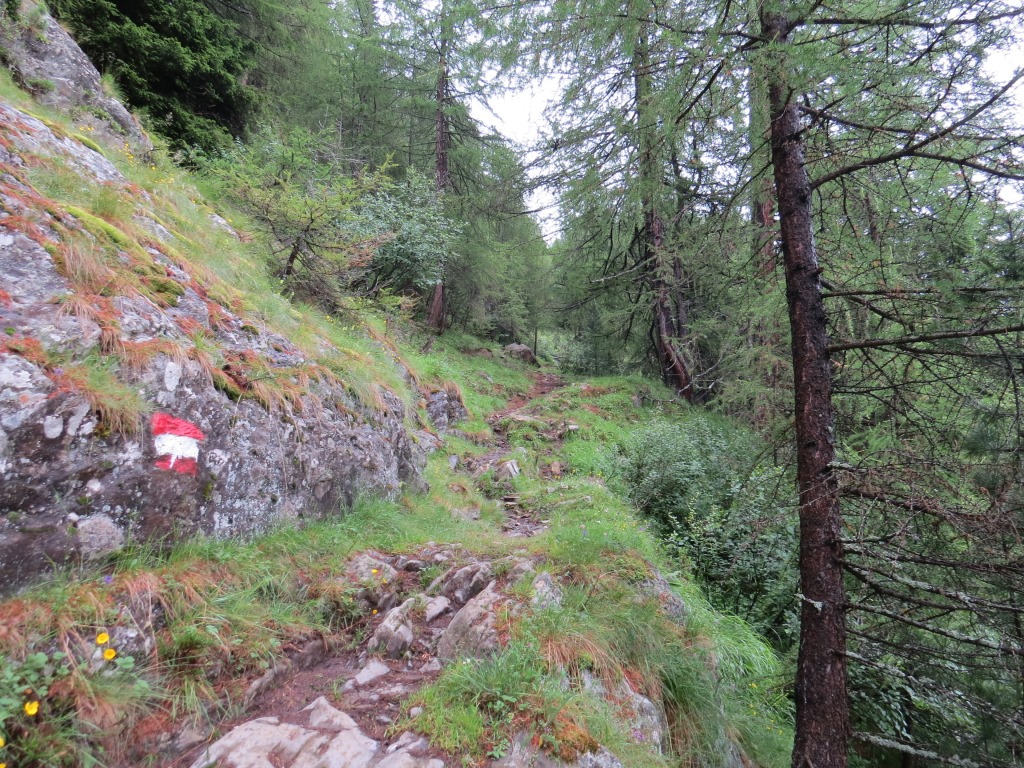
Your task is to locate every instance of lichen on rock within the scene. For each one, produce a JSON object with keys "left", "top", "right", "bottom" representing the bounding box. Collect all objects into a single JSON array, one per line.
[{"left": 0, "top": 41, "right": 425, "bottom": 592}]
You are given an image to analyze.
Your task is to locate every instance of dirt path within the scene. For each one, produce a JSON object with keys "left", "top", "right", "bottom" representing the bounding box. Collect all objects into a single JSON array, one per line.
[{"left": 169, "top": 371, "right": 568, "bottom": 768}]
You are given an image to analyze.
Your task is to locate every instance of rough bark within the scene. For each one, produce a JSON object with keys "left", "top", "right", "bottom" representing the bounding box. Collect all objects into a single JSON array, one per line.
[
  {"left": 634, "top": 12, "right": 693, "bottom": 400},
  {"left": 426, "top": 281, "right": 446, "bottom": 332},
  {"left": 760, "top": 9, "right": 850, "bottom": 768},
  {"left": 435, "top": 38, "right": 451, "bottom": 194},
  {"left": 427, "top": 34, "right": 450, "bottom": 334}
]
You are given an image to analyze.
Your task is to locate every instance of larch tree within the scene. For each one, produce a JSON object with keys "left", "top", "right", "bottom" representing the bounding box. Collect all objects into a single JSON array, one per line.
[
  {"left": 529, "top": 0, "right": 746, "bottom": 396},
  {"left": 748, "top": 0, "right": 1024, "bottom": 764}
]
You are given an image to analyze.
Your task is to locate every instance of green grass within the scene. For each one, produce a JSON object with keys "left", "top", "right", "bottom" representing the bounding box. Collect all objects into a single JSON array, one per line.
[{"left": 1, "top": 83, "right": 793, "bottom": 761}]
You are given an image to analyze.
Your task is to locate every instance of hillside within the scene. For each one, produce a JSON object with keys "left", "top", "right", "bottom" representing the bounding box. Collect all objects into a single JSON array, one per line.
[
  {"left": 6, "top": 0, "right": 1024, "bottom": 764},
  {"left": 0, "top": 14, "right": 792, "bottom": 768}
]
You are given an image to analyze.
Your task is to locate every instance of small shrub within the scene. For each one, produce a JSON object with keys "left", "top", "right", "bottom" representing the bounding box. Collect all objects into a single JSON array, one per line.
[
  {"left": 25, "top": 76, "right": 54, "bottom": 94},
  {"left": 613, "top": 417, "right": 798, "bottom": 645}
]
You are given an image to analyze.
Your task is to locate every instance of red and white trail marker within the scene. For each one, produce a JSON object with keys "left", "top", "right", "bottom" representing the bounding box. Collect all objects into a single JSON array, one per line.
[{"left": 152, "top": 413, "right": 205, "bottom": 475}]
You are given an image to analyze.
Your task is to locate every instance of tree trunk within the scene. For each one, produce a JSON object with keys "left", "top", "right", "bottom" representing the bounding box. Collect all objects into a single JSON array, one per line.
[
  {"left": 434, "top": 37, "right": 451, "bottom": 194},
  {"left": 648, "top": 214, "right": 693, "bottom": 399},
  {"left": 634, "top": 10, "right": 693, "bottom": 400},
  {"left": 426, "top": 281, "right": 445, "bottom": 332},
  {"left": 427, "top": 32, "right": 450, "bottom": 334},
  {"left": 748, "top": 50, "right": 776, "bottom": 276},
  {"left": 760, "top": 9, "right": 850, "bottom": 768}
]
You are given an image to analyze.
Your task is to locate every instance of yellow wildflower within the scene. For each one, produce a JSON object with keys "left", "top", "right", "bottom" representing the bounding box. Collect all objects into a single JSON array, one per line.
[
  {"left": 103, "top": 648, "right": 117, "bottom": 661},
  {"left": 371, "top": 569, "right": 378, "bottom": 574},
  {"left": 0, "top": 734, "right": 5, "bottom": 747},
  {"left": 96, "top": 632, "right": 110, "bottom": 645},
  {"left": 24, "top": 701, "right": 39, "bottom": 716}
]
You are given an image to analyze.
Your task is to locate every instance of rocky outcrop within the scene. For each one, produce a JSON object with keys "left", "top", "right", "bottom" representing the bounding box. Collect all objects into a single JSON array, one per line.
[
  {"left": 0, "top": 10, "right": 152, "bottom": 150},
  {"left": 436, "top": 581, "right": 502, "bottom": 660},
  {"left": 188, "top": 552, "right": 657, "bottom": 768},
  {"left": 0, "top": 98, "right": 423, "bottom": 591},
  {"left": 494, "top": 733, "right": 624, "bottom": 768},
  {"left": 503, "top": 343, "right": 536, "bottom": 365},
  {"left": 190, "top": 697, "right": 442, "bottom": 768}
]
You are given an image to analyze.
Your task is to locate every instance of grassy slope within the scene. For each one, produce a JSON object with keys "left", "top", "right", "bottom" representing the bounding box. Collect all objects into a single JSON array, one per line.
[{"left": 0, "top": 72, "right": 792, "bottom": 767}]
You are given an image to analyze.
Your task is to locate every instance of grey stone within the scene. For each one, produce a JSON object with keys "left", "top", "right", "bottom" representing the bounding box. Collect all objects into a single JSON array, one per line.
[
  {"left": 419, "top": 658, "right": 442, "bottom": 673},
  {"left": 412, "top": 430, "right": 443, "bottom": 454},
  {"left": 507, "top": 558, "right": 537, "bottom": 582},
  {"left": 347, "top": 554, "right": 399, "bottom": 586},
  {"left": 580, "top": 672, "right": 667, "bottom": 752},
  {"left": 190, "top": 698, "right": 457, "bottom": 768},
  {"left": 0, "top": 12, "right": 151, "bottom": 150},
  {"left": 189, "top": 718, "right": 323, "bottom": 768},
  {"left": 303, "top": 697, "right": 361, "bottom": 732},
  {"left": 352, "top": 659, "right": 391, "bottom": 687},
  {"left": 445, "top": 562, "right": 493, "bottom": 605},
  {"left": 368, "top": 599, "right": 417, "bottom": 658},
  {"left": 376, "top": 751, "right": 420, "bottom": 768},
  {"left": 426, "top": 389, "right": 468, "bottom": 433},
  {"left": 638, "top": 571, "right": 687, "bottom": 623},
  {"left": 76, "top": 515, "right": 124, "bottom": 560},
  {"left": 576, "top": 749, "right": 625, "bottom": 768},
  {"left": 43, "top": 415, "right": 63, "bottom": 439},
  {"left": 293, "top": 730, "right": 378, "bottom": 768},
  {"left": 531, "top": 572, "right": 563, "bottom": 610},
  {"left": 424, "top": 595, "right": 451, "bottom": 622},
  {"left": 503, "top": 344, "right": 537, "bottom": 364},
  {"left": 494, "top": 732, "right": 623, "bottom": 768},
  {"left": 437, "top": 582, "right": 502, "bottom": 660},
  {"left": 164, "top": 361, "right": 183, "bottom": 391},
  {"left": 496, "top": 460, "right": 521, "bottom": 480},
  {"left": 386, "top": 731, "right": 426, "bottom": 755}
]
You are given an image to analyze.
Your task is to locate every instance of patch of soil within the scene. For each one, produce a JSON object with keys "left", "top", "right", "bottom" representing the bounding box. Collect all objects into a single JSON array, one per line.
[{"left": 500, "top": 494, "right": 548, "bottom": 537}]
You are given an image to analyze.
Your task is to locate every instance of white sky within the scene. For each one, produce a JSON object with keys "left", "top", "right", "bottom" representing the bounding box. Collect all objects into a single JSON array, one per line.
[{"left": 471, "top": 80, "right": 563, "bottom": 242}]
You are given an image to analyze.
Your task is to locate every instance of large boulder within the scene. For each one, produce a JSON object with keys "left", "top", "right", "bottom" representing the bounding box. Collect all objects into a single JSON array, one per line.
[
  {"left": 0, "top": 10, "right": 152, "bottom": 151},
  {"left": 503, "top": 343, "right": 537, "bottom": 365},
  {"left": 0, "top": 103, "right": 424, "bottom": 592},
  {"left": 437, "top": 581, "right": 502, "bottom": 660}
]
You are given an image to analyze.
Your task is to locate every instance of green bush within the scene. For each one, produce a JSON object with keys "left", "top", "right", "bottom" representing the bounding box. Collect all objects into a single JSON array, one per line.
[{"left": 614, "top": 417, "right": 799, "bottom": 647}]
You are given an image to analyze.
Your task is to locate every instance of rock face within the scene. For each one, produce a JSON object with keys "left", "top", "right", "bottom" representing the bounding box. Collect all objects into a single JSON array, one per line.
[
  {"left": 494, "top": 733, "right": 625, "bottom": 768},
  {"left": 0, "top": 76, "right": 423, "bottom": 591},
  {"left": 425, "top": 387, "right": 467, "bottom": 433},
  {"left": 0, "top": 11, "right": 152, "bottom": 151}
]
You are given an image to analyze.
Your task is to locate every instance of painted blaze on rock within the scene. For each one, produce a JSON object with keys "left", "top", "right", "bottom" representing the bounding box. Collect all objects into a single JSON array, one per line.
[{"left": 151, "top": 413, "right": 205, "bottom": 475}]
